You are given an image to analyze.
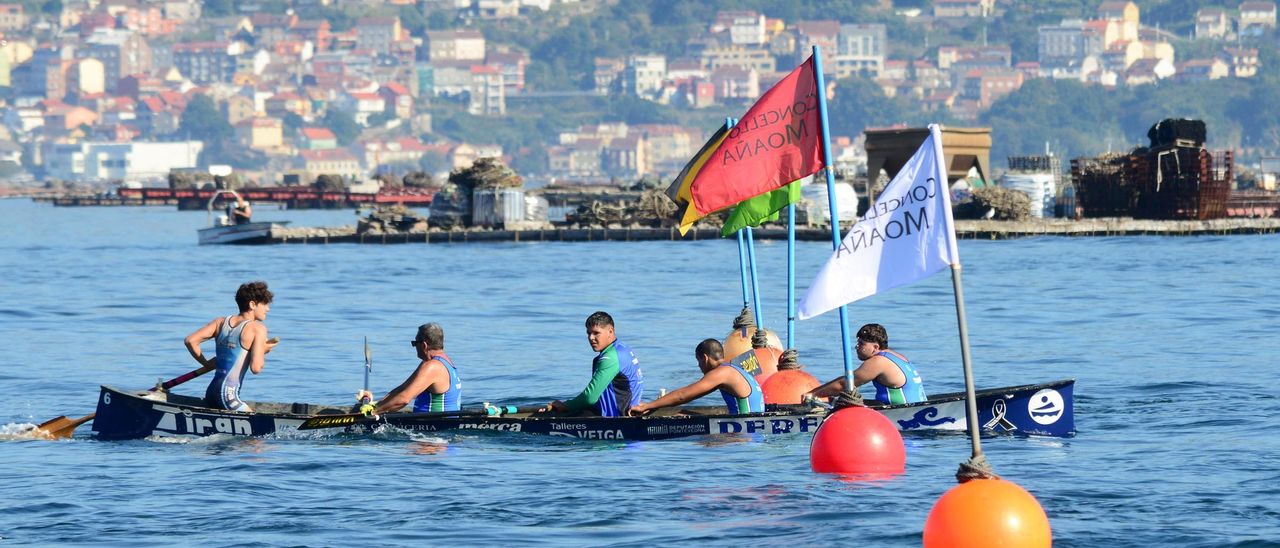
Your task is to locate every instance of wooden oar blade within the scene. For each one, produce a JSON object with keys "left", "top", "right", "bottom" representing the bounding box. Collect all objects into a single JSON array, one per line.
[{"left": 34, "top": 413, "right": 95, "bottom": 439}]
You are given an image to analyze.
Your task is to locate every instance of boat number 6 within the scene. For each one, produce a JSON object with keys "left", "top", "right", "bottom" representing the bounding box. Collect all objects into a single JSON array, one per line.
[{"left": 103, "top": 393, "right": 111, "bottom": 405}]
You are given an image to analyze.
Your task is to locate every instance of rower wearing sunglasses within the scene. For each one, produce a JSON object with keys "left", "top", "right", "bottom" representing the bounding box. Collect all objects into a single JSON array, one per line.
[{"left": 358, "top": 323, "right": 461, "bottom": 416}]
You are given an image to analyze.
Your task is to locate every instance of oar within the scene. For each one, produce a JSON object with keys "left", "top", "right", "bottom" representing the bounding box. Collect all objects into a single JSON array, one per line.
[
  {"left": 34, "top": 363, "right": 217, "bottom": 440},
  {"left": 360, "top": 336, "right": 372, "bottom": 405},
  {"left": 297, "top": 404, "right": 547, "bottom": 431}
]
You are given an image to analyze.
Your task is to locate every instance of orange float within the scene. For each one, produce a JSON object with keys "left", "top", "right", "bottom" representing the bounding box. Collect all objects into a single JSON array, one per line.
[
  {"left": 760, "top": 368, "right": 819, "bottom": 404},
  {"left": 723, "top": 327, "right": 782, "bottom": 359},
  {"left": 923, "top": 478, "right": 1052, "bottom": 548}
]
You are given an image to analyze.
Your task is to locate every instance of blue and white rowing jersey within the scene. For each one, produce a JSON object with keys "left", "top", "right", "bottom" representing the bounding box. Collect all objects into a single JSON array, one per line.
[{"left": 204, "top": 316, "right": 254, "bottom": 411}]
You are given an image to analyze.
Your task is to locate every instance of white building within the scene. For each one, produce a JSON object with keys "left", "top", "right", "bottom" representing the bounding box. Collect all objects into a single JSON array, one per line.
[
  {"left": 835, "top": 24, "right": 886, "bottom": 78},
  {"left": 625, "top": 54, "right": 667, "bottom": 97},
  {"left": 426, "top": 30, "right": 486, "bottom": 62},
  {"left": 43, "top": 141, "right": 203, "bottom": 182}
]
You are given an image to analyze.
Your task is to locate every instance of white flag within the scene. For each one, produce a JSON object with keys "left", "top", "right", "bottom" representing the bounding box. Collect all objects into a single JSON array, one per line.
[{"left": 798, "top": 124, "right": 960, "bottom": 320}]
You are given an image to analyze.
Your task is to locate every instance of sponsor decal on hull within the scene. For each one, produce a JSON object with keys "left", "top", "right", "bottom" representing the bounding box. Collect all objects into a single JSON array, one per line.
[
  {"left": 709, "top": 416, "right": 823, "bottom": 435},
  {"left": 1028, "top": 389, "right": 1065, "bottom": 425},
  {"left": 153, "top": 404, "right": 253, "bottom": 436},
  {"left": 549, "top": 430, "right": 625, "bottom": 439},
  {"left": 457, "top": 422, "right": 522, "bottom": 432}
]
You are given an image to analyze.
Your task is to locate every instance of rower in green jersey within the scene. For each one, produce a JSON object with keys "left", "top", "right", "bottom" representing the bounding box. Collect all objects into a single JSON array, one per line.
[
  {"left": 629, "top": 338, "right": 764, "bottom": 416},
  {"left": 547, "top": 311, "right": 644, "bottom": 417}
]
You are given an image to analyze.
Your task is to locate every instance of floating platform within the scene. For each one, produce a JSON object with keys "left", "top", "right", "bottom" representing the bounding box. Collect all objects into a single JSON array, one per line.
[{"left": 255, "top": 218, "right": 1280, "bottom": 245}]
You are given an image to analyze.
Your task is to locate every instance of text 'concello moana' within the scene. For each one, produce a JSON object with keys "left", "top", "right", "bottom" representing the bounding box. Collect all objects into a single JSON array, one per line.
[
  {"left": 721, "top": 94, "right": 818, "bottom": 165},
  {"left": 837, "top": 179, "right": 938, "bottom": 257}
]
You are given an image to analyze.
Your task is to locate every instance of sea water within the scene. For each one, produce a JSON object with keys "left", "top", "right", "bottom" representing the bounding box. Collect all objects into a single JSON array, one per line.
[{"left": 0, "top": 199, "right": 1277, "bottom": 546}]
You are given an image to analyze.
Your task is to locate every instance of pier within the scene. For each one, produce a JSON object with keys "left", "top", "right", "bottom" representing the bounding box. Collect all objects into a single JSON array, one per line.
[{"left": 259, "top": 217, "right": 1280, "bottom": 245}]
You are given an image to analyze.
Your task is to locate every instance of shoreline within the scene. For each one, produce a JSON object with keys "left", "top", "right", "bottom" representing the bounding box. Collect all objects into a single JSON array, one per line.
[{"left": 257, "top": 217, "right": 1280, "bottom": 245}]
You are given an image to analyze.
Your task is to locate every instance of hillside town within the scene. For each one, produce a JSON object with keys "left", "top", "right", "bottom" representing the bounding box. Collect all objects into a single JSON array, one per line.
[{"left": 0, "top": 0, "right": 1273, "bottom": 190}]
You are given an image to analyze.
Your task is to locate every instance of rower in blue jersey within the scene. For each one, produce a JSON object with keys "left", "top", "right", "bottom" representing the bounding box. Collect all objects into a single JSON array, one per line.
[
  {"left": 547, "top": 311, "right": 644, "bottom": 417},
  {"left": 806, "top": 323, "right": 927, "bottom": 405},
  {"left": 629, "top": 338, "right": 764, "bottom": 416},
  {"left": 185, "top": 281, "right": 279, "bottom": 412},
  {"left": 360, "top": 323, "right": 462, "bottom": 416}
]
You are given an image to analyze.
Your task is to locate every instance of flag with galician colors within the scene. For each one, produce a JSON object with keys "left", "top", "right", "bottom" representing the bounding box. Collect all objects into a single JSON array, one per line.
[
  {"left": 666, "top": 56, "right": 825, "bottom": 235},
  {"left": 798, "top": 124, "right": 961, "bottom": 320}
]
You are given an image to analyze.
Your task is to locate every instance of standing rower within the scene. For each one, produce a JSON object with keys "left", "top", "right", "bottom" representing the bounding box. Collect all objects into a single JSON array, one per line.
[
  {"left": 629, "top": 338, "right": 763, "bottom": 416},
  {"left": 185, "top": 281, "right": 278, "bottom": 412}
]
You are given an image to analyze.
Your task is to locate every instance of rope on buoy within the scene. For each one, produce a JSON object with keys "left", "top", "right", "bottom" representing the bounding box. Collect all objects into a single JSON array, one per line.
[
  {"left": 831, "top": 389, "right": 865, "bottom": 409},
  {"left": 777, "top": 348, "right": 802, "bottom": 370},
  {"left": 731, "top": 307, "right": 755, "bottom": 330},
  {"left": 955, "top": 453, "right": 1001, "bottom": 483},
  {"left": 750, "top": 327, "right": 769, "bottom": 348}
]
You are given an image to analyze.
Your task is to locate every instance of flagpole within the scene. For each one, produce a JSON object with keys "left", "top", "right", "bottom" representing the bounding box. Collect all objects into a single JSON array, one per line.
[
  {"left": 927, "top": 124, "right": 986, "bottom": 463},
  {"left": 746, "top": 226, "right": 763, "bottom": 327},
  {"left": 736, "top": 229, "right": 750, "bottom": 308},
  {"left": 728, "top": 117, "right": 752, "bottom": 311},
  {"left": 786, "top": 203, "right": 796, "bottom": 348},
  {"left": 811, "top": 46, "right": 856, "bottom": 389}
]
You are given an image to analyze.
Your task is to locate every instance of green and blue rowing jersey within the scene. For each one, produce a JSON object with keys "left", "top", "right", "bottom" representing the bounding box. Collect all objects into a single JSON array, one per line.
[
  {"left": 564, "top": 340, "right": 643, "bottom": 417},
  {"left": 412, "top": 354, "right": 461, "bottom": 412},
  {"left": 872, "top": 351, "right": 927, "bottom": 405},
  {"left": 720, "top": 362, "right": 764, "bottom": 414}
]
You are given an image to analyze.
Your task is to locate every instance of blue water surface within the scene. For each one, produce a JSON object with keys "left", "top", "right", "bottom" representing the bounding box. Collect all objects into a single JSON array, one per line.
[{"left": 0, "top": 198, "right": 1277, "bottom": 546}]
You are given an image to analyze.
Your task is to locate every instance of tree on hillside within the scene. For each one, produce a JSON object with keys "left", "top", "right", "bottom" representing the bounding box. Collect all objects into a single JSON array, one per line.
[
  {"left": 179, "top": 95, "right": 233, "bottom": 143},
  {"left": 323, "top": 109, "right": 361, "bottom": 146},
  {"left": 981, "top": 78, "right": 1125, "bottom": 160}
]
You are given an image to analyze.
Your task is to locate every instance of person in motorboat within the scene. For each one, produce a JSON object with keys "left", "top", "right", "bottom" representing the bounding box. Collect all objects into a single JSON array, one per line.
[
  {"left": 546, "top": 311, "right": 644, "bottom": 417},
  {"left": 805, "top": 323, "right": 927, "bottom": 405},
  {"left": 231, "top": 197, "right": 252, "bottom": 225},
  {"left": 185, "top": 281, "right": 278, "bottom": 412},
  {"left": 357, "top": 323, "right": 461, "bottom": 416},
  {"left": 628, "top": 338, "right": 764, "bottom": 417}
]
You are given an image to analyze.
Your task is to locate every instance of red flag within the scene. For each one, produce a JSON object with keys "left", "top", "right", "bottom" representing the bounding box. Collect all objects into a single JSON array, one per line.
[{"left": 689, "top": 57, "right": 825, "bottom": 216}]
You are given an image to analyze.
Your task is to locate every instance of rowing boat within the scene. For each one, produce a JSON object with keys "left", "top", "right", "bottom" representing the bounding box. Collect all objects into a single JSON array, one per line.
[{"left": 89, "top": 379, "right": 1073, "bottom": 440}]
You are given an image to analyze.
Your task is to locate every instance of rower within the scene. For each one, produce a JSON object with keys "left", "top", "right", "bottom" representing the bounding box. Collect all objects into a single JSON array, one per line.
[
  {"left": 629, "top": 338, "right": 763, "bottom": 416},
  {"left": 184, "top": 281, "right": 278, "bottom": 412},
  {"left": 806, "top": 323, "right": 927, "bottom": 405},
  {"left": 547, "top": 311, "right": 643, "bottom": 417},
  {"left": 359, "top": 323, "right": 461, "bottom": 415}
]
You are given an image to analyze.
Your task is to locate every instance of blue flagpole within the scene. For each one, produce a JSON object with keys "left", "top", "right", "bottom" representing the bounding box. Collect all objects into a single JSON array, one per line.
[
  {"left": 745, "top": 226, "right": 763, "bottom": 327},
  {"left": 811, "top": 45, "right": 855, "bottom": 390},
  {"left": 736, "top": 229, "right": 750, "bottom": 308},
  {"left": 728, "top": 117, "right": 751, "bottom": 310},
  {"left": 787, "top": 203, "right": 796, "bottom": 348}
]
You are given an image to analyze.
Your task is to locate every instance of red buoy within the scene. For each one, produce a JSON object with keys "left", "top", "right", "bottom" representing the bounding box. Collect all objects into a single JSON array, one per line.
[
  {"left": 809, "top": 406, "right": 905, "bottom": 477},
  {"left": 760, "top": 368, "right": 819, "bottom": 404},
  {"left": 924, "top": 478, "right": 1051, "bottom": 548}
]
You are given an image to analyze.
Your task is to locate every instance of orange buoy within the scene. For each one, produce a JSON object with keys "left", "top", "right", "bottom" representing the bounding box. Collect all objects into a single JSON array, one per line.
[
  {"left": 924, "top": 479, "right": 1052, "bottom": 548},
  {"left": 723, "top": 327, "right": 782, "bottom": 358},
  {"left": 760, "top": 368, "right": 819, "bottom": 404},
  {"left": 809, "top": 406, "right": 905, "bottom": 477}
]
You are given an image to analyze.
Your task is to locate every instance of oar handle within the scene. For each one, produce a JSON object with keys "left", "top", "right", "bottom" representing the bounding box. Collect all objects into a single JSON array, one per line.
[{"left": 158, "top": 364, "right": 216, "bottom": 391}]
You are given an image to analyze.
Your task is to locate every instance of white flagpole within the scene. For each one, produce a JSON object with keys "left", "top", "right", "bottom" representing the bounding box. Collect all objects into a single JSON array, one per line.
[
  {"left": 928, "top": 125, "right": 985, "bottom": 463},
  {"left": 786, "top": 202, "right": 796, "bottom": 348},
  {"left": 811, "top": 45, "right": 855, "bottom": 387}
]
